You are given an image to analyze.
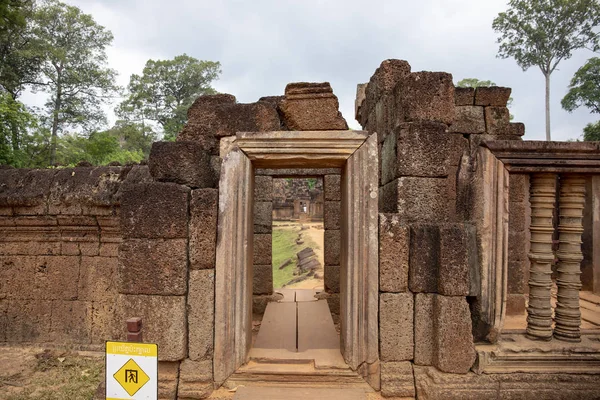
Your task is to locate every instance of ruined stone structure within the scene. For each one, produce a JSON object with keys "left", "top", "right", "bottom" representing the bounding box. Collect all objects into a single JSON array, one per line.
[
  {"left": 271, "top": 178, "right": 324, "bottom": 221},
  {"left": 1, "top": 60, "right": 600, "bottom": 399}
]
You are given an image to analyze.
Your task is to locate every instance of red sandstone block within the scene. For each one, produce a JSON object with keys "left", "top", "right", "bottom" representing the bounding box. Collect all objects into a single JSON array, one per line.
[
  {"left": 475, "top": 86, "right": 512, "bottom": 107},
  {"left": 324, "top": 201, "right": 340, "bottom": 230},
  {"left": 365, "top": 59, "right": 412, "bottom": 117},
  {"left": 380, "top": 293, "right": 414, "bottom": 361},
  {"left": 324, "top": 230, "right": 340, "bottom": 266},
  {"left": 396, "top": 72, "right": 455, "bottom": 125},
  {"left": 254, "top": 201, "right": 272, "bottom": 234},
  {"left": 379, "top": 214, "right": 409, "bottom": 293},
  {"left": 254, "top": 176, "right": 273, "bottom": 202},
  {"left": 280, "top": 82, "right": 348, "bottom": 130},
  {"left": 449, "top": 106, "right": 485, "bottom": 134},
  {"left": 189, "top": 189, "right": 218, "bottom": 270},
  {"left": 149, "top": 141, "right": 216, "bottom": 188},
  {"left": 484, "top": 106, "right": 510, "bottom": 135},
  {"left": 188, "top": 270, "right": 215, "bottom": 361},
  {"left": 438, "top": 224, "right": 470, "bottom": 296},
  {"left": 78, "top": 256, "right": 118, "bottom": 301},
  {"left": 408, "top": 224, "right": 440, "bottom": 293},
  {"left": 324, "top": 175, "right": 341, "bottom": 201},
  {"left": 324, "top": 265, "right": 340, "bottom": 293},
  {"left": 454, "top": 87, "right": 475, "bottom": 106},
  {"left": 253, "top": 234, "right": 272, "bottom": 266},
  {"left": 253, "top": 264, "right": 273, "bottom": 295}
]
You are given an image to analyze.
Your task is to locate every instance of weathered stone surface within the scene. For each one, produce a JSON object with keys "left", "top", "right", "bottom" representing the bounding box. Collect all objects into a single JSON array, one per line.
[
  {"left": 439, "top": 224, "right": 470, "bottom": 296},
  {"left": 508, "top": 230, "right": 528, "bottom": 262},
  {"left": 253, "top": 264, "right": 273, "bottom": 295},
  {"left": 485, "top": 106, "right": 510, "bottom": 135},
  {"left": 324, "top": 265, "right": 340, "bottom": 293},
  {"left": 158, "top": 361, "right": 180, "bottom": 400},
  {"left": 255, "top": 168, "right": 341, "bottom": 176},
  {"left": 396, "top": 72, "right": 455, "bottom": 125},
  {"left": 253, "top": 234, "right": 272, "bottom": 265},
  {"left": 90, "top": 300, "right": 121, "bottom": 343},
  {"left": 120, "top": 294, "right": 187, "bottom": 361},
  {"left": 324, "top": 229, "right": 340, "bottom": 266},
  {"left": 49, "top": 300, "right": 90, "bottom": 343},
  {"left": 279, "top": 82, "right": 348, "bottom": 130},
  {"left": 190, "top": 189, "right": 218, "bottom": 269},
  {"left": 381, "top": 361, "right": 416, "bottom": 398},
  {"left": 121, "top": 182, "right": 189, "bottom": 239},
  {"left": 507, "top": 259, "right": 528, "bottom": 294},
  {"left": 506, "top": 293, "right": 527, "bottom": 316},
  {"left": 380, "top": 293, "right": 414, "bottom": 361},
  {"left": 509, "top": 201, "right": 527, "bottom": 233},
  {"left": 324, "top": 201, "right": 340, "bottom": 230},
  {"left": 379, "top": 214, "right": 409, "bottom": 293},
  {"left": 149, "top": 142, "right": 215, "bottom": 188},
  {"left": 324, "top": 174, "right": 341, "bottom": 201},
  {"left": 178, "top": 359, "right": 213, "bottom": 399},
  {"left": 0, "top": 255, "right": 79, "bottom": 300},
  {"left": 254, "top": 175, "right": 273, "bottom": 202},
  {"left": 119, "top": 238, "right": 187, "bottom": 295},
  {"left": 455, "top": 87, "right": 475, "bottom": 106},
  {"left": 449, "top": 106, "right": 485, "bottom": 134},
  {"left": 179, "top": 94, "right": 280, "bottom": 141},
  {"left": 409, "top": 224, "right": 439, "bottom": 293},
  {"left": 380, "top": 177, "right": 453, "bottom": 222},
  {"left": 381, "top": 122, "right": 467, "bottom": 184},
  {"left": 414, "top": 293, "right": 435, "bottom": 365},
  {"left": 3, "top": 299, "right": 52, "bottom": 342},
  {"left": 355, "top": 83, "right": 367, "bottom": 122},
  {"left": 188, "top": 270, "right": 214, "bottom": 361},
  {"left": 78, "top": 256, "right": 118, "bottom": 301},
  {"left": 254, "top": 201, "right": 272, "bottom": 234},
  {"left": 509, "top": 174, "right": 529, "bottom": 203},
  {"left": 0, "top": 169, "right": 55, "bottom": 212},
  {"left": 475, "top": 86, "right": 512, "bottom": 107},
  {"left": 434, "top": 295, "right": 476, "bottom": 373},
  {"left": 508, "top": 122, "right": 525, "bottom": 137},
  {"left": 365, "top": 59, "right": 412, "bottom": 119}
]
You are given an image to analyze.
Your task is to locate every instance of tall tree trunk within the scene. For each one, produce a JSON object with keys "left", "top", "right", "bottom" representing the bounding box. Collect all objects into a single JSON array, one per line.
[
  {"left": 10, "top": 120, "right": 20, "bottom": 152},
  {"left": 50, "top": 87, "right": 61, "bottom": 166},
  {"left": 545, "top": 72, "right": 551, "bottom": 141}
]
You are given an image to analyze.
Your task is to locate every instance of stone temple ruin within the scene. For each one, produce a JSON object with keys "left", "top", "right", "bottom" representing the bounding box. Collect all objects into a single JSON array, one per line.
[{"left": 1, "top": 59, "right": 600, "bottom": 399}]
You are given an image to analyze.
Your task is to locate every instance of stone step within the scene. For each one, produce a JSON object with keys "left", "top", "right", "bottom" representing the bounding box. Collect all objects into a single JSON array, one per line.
[{"left": 233, "top": 386, "right": 368, "bottom": 399}]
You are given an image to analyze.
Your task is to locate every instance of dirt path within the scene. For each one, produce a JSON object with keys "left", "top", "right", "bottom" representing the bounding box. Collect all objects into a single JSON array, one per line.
[{"left": 284, "top": 222, "right": 325, "bottom": 290}]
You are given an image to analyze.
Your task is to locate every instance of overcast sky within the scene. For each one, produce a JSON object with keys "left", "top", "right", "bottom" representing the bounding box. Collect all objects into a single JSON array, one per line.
[{"left": 23, "top": 0, "right": 599, "bottom": 141}]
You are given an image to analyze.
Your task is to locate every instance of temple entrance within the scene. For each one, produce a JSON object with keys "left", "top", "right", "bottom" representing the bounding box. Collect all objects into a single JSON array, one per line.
[{"left": 213, "top": 131, "right": 379, "bottom": 391}]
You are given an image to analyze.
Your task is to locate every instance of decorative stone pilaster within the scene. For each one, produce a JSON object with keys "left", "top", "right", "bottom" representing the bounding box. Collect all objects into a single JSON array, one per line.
[
  {"left": 526, "top": 173, "right": 556, "bottom": 341},
  {"left": 554, "top": 175, "right": 586, "bottom": 342}
]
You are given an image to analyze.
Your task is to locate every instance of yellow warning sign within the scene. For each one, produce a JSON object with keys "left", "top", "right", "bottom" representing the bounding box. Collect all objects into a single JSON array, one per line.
[{"left": 113, "top": 358, "right": 150, "bottom": 396}]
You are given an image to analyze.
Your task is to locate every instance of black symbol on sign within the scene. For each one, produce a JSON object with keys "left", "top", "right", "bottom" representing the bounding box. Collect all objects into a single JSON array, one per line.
[{"left": 125, "top": 369, "right": 138, "bottom": 384}]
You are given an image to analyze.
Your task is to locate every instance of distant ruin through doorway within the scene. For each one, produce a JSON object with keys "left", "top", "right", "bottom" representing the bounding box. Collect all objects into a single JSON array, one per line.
[
  {"left": 272, "top": 177, "right": 325, "bottom": 291},
  {"left": 213, "top": 131, "right": 379, "bottom": 389}
]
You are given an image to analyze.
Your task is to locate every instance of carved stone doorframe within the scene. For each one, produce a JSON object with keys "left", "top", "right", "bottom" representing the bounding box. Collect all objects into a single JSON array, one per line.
[{"left": 213, "top": 131, "right": 380, "bottom": 388}]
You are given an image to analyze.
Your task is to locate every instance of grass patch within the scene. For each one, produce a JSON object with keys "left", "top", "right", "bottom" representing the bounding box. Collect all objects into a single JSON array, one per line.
[
  {"left": 272, "top": 225, "right": 319, "bottom": 288},
  {"left": 4, "top": 350, "right": 103, "bottom": 400}
]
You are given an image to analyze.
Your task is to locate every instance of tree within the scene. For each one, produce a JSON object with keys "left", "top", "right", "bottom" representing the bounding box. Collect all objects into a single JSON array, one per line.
[
  {"left": 31, "top": 0, "right": 119, "bottom": 165},
  {"left": 0, "top": 92, "right": 38, "bottom": 166},
  {"left": 118, "top": 54, "right": 221, "bottom": 140},
  {"left": 456, "top": 78, "right": 497, "bottom": 88},
  {"left": 583, "top": 121, "right": 600, "bottom": 141},
  {"left": 562, "top": 57, "right": 600, "bottom": 115},
  {"left": 493, "top": 0, "right": 600, "bottom": 141}
]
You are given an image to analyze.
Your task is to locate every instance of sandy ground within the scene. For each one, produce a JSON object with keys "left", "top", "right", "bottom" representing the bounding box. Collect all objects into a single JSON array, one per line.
[{"left": 274, "top": 221, "right": 325, "bottom": 291}]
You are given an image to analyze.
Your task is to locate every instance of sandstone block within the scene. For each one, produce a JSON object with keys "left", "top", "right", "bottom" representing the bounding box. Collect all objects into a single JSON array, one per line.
[
  {"left": 0, "top": 255, "right": 79, "bottom": 300},
  {"left": 149, "top": 141, "right": 215, "bottom": 188},
  {"left": 121, "top": 182, "right": 189, "bottom": 239},
  {"left": 253, "top": 234, "right": 272, "bottom": 265},
  {"left": 365, "top": 59, "right": 412, "bottom": 116},
  {"left": 120, "top": 294, "right": 187, "bottom": 361},
  {"left": 90, "top": 301, "right": 121, "bottom": 343},
  {"left": 179, "top": 95, "right": 280, "bottom": 141},
  {"left": 484, "top": 106, "right": 510, "bottom": 135},
  {"left": 324, "top": 175, "right": 341, "bottom": 201},
  {"left": 355, "top": 83, "right": 367, "bottom": 122},
  {"left": 409, "top": 225, "right": 439, "bottom": 293},
  {"left": 414, "top": 293, "right": 435, "bottom": 365},
  {"left": 188, "top": 270, "right": 214, "bottom": 361},
  {"left": 178, "top": 359, "right": 213, "bottom": 399},
  {"left": 324, "top": 229, "right": 340, "bottom": 266},
  {"left": 254, "top": 201, "right": 272, "bottom": 234},
  {"left": 5, "top": 299, "right": 52, "bottom": 342},
  {"left": 397, "top": 72, "right": 455, "bottom": 125},
  {"left": 508, "top": 122, "right": 525, "bottom": 137},
  {"left": 380, "top": 177, "right": 453, "bottom": 222},
  {"left": 508, "top": 230, "right": 528, "bottom": 262},
  {"left": 507, "top": 259, "right": 528, "bottom": 294},
  {"left": 254, "top": 175, "right": 273, "bottom": 201},
  {"left": 78, "top": 256, "right": 118, "bottom": 301},
  {"left": 475, "top": 86, "right": 511, "bottom": 106},
  {"left": 434, "top": 295, "right": 476, "bottom": 373},
  {"left": 280, "top": 82, "right": 348, "bottom": 130},
  {"left": 454, "top": 87, "right": 475, "bottom": 106},
  {"left": 506, "top": 293, "right": 527, "bottom": 316},
  {"left": 49, "top": 300, "right": 90, "bottom": 343},
  {"left": 253, "top": 264, "right": 273, "bottom": 295},
  {"left": 324, "top": 201, "right": 340, "bottom": 230},
  {"left": 379, "top": 214, "right": 409, "bottom": 293},
  {"left": 324, "top": 265, "right": 340, "bottom": 293},
  {"left": 189, "top": 189, "right": 218, "bottom": 269},
  {"left": 438, "top": 224, "right": 470, "bottom": 296},
  {"left": 509, "top": 201, "right": 528, "bottom": 232},
  {"left": 119, "top": 239, "right": 188, "bottom": 295},
  {"left": 158, "top": 361, "right": 180, "bottom": 400},
  {"left": 449, "top": 106, "right": 485, "bottom": 134},
  {"left": 0, "top": 169, "right": 55, "bottom": 212},
  {"left": 381, "top": 361, "right": 416, "bottom": 398},
  {"left": 380, "top": 293, "right": 414, "bottom": 361},
  {"left": 509, "top": 174, "right": 529, "bottom": 203}
]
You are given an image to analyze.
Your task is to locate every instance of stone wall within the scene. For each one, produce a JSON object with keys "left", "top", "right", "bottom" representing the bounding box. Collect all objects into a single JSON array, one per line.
[{"left": 356, "top": 59, "right": 524, "bottom": 397}]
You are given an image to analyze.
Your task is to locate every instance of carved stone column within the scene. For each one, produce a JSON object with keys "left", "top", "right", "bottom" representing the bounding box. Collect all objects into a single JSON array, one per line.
[
  {"left": 554, "top": 175, "right": 586, "bottom": 342},
  {"left": 526, "top": 173, "right": 556, "bottom": 340}
]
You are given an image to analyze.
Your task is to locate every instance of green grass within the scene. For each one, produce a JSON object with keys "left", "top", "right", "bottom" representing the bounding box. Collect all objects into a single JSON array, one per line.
[{"left": 271, "top": 225, "right": 319, "bottom": 288}]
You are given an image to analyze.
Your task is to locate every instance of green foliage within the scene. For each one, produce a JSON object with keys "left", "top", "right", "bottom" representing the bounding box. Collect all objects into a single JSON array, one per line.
[
  {"left": 562, "top": 57, "right": 600, "bottom": 114},
  {"left": 493, "top": 0, "right": 600, "bottom": 75},
  {"left": 31, "top": 0, "right": 120, "bottom": 164},
  {"left": 56, "top": 130, "right": 146, "bottom": 166},
  {"left": 583, "top": 121, "right": 600, "bottom": 141},
  {"left": 456, "top": 78, "right": 496, "bottom": 88},
  {"left": 118, "top": 54, "right": 221, "bottom": 139},
  {"left": 0, "top": 92, "right": 38, "bottom": 166}
]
